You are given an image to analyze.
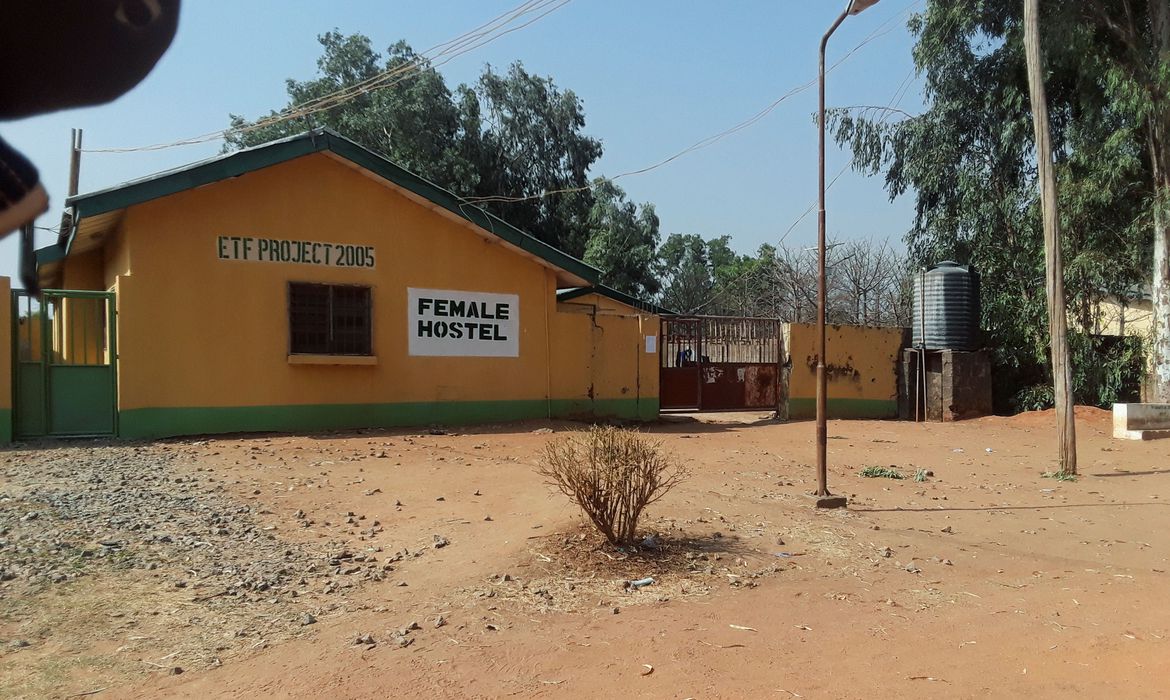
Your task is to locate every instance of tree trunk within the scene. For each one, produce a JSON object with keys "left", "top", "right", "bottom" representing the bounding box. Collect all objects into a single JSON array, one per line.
[
  {"left": 1024, "top": 0, "right": 1077, "bottom": 475},
  {"left": 1150, "top": 0, "right": 1170, "bottom": 403},
  {"left": 1154, "top": 201, "right": 1170, "bottom": 401}
]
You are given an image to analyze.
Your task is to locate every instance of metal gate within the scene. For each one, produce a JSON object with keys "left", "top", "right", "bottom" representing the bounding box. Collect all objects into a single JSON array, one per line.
[
  {"left": 12, "top": 289, "right": 117, "bottom": 439},
  {"left": 660, "top": 316, "right": 785, "bottom": 412}
]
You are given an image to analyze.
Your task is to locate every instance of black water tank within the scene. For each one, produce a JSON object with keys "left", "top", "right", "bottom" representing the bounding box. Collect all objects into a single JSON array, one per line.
[{"left": 911, "top": 261, "right": 980, "bottom": 350}]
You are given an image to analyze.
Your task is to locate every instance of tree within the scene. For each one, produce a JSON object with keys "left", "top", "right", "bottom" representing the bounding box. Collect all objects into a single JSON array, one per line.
[
  {"left": 657, "top": 233, "right": 713, "bottom": 313},
  {"left": 583, "top": 178, "right": 661, "bottom": 298},
  {"left": 472, "top": 63, "right": 602, "bottom": 257},
  {"left": 226, "top": 32, "right": 602, "bottom": 257},
  {"left": 1081, "top": 0, "right": 1170, "bottom": 402},
  {"left": 829, "top": 1, "right": 1153, "bottom": 412}
]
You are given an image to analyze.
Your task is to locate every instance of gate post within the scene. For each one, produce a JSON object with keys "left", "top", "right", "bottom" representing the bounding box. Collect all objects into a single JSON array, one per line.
[{"left": 1, "top": 278, "right": 11, "bottom": 444}]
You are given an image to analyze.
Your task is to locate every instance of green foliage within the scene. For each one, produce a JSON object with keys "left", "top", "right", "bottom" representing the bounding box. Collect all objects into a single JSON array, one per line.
[
  {"left": 914, "top": 468, "right": 928, "bottom": 483},
  {"left": 227, "top": 32, "right": 601, "bottom": 257},
  {"left": 657, "top": 233, "right": 715, "bottom": 313},
  {"left": 828, "top": 1, "right": 1156, "bottom": 413},
  {"left": 1042, "top": 470, "right": 1078, "bottom": 482},
  {"left": 583, "top": 178, "right": 661, "bottom": 297},
  {"left": 859, "top": 466, "right": 904, "bottom": 479},
  {"left": 1069, "top": 333, "right": 1146, "bottom": 406}
]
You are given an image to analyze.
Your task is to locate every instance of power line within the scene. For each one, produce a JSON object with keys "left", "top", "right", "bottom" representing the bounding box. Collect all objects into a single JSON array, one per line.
[
  {"left": 462, "top": 0, "right": 924, "bottom": 206},
  {"left": 82, "top": 0, "right": 571, "bottom": 153},
  {"left": 685, "top": 59, "right": 920, "bottom": 314}
]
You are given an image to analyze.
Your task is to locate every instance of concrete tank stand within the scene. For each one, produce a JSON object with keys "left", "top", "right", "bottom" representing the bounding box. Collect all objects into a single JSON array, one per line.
[{"left": 1113, "top": 403, "right": 1170, "bottom": 440}]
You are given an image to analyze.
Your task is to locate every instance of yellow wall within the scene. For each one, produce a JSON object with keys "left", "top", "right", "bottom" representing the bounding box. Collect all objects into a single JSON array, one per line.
[
  {"left": 551, "top": 293, "right": 659, "bottom": 420},
  {"left": 54, "top": 250, "right": 109, "bottom": 364},
  {"left": 0, "top": 277, "right": 11, "bottom": 443},
  {"left": 60, "top": 248, "right": 105, "bottom": 290},
  {"left": 1087, "top": 297, "right": 1152, "bottom": 338},
  {"left": 82, "top": 153, "right": 657, "bottom": 437},
  {"left": 785, "top": 322, "right": 904, "bottom": 418},
  {"left": 103, "top": 227, "right": 131, "bottom": 290},
  {"left": 118, "top": 154, "right": 550, "bottom": 408}
]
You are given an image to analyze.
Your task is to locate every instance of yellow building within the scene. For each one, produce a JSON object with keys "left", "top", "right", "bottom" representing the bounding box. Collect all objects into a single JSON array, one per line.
[
  {"left": 16, "top": 130, "right": 660, "bottom": 441},
  {"left": 1086, "top": 291, "right": 1153, "bottom": 339}
]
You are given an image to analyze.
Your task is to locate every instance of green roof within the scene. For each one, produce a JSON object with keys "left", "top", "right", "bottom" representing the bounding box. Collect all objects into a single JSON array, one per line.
[
  {"left": 557, "top": 285, "right": 673, "bottom": 315},
  {"left": 40, "top": 129, "right": 600, "bottom": 286}
]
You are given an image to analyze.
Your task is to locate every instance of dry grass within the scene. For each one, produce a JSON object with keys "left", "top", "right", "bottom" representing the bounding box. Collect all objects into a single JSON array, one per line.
[{"left": 537, "top": 426, "right": 688, "bottom": 545}]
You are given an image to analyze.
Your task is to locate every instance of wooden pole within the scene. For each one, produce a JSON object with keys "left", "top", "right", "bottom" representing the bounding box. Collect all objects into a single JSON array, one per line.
[
  {"left": 1023, "top": 0, "right": 1077, "bottom": 475},
  {"left": 68, "top": 129, "right": 82, "bottom": 197}
]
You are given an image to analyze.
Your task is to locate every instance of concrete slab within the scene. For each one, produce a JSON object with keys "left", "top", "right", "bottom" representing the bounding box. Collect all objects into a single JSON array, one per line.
[{"left": 1113, "top": 403, "right": 1170, "bottom": 439}]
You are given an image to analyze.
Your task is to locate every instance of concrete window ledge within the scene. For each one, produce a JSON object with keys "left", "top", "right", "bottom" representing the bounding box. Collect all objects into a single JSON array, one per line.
[{"left": 288, "top": 354, "right": 378, "bottom": 366}]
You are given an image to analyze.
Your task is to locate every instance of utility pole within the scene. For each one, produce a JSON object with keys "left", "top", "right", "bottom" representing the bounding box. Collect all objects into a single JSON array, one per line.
[
  {"left": 815, "top": 0, "right": 879, "bottom": 508},
  {"left": 1023, "top": 0, "right": 1077, "bottom": 476},
  {"left": 68, "top": 128, "right": 83, "bottom": 197}
]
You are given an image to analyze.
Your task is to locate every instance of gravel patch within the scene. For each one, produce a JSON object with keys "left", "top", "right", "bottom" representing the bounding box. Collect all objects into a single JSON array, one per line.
[{"left": 1, "top": 443, "right": 387, "bottom": 599}]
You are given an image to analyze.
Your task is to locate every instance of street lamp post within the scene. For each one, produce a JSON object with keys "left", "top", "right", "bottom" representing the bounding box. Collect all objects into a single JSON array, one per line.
[{"left": 815, "top": 0, "right": 879, "bottom": 509}]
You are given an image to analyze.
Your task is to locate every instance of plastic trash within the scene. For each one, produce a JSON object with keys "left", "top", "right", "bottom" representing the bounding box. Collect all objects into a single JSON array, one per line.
[{"left": 625, "top": 577, "right": 655, "bottom": 590}]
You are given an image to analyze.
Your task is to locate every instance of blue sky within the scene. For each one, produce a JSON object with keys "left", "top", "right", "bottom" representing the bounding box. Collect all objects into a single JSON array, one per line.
[{"left": 0, "top": 0, "right": 925, "bottom": 283}]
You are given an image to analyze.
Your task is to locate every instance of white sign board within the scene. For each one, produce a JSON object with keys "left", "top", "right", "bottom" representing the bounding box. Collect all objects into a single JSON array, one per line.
[
  {"left": 408, "top": 288, "right": 519, "bottom": 357},
  {"left": 645, "top": 335, "right": 657, "bottom": 354}
]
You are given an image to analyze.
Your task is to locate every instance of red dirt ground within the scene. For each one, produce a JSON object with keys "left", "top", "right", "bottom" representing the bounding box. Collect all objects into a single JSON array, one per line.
[{"left": 12, "top": 408, "right": 1170, "bottom": 698}]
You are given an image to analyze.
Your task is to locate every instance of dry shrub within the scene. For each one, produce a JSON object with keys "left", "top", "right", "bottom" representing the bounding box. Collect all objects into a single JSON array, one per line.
[{"left": 537, "top": 425, "right": 688, "bottom": 546}]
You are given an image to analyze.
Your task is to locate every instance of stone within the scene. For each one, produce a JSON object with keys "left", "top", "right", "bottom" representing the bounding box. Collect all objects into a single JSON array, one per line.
[
  {"left": 433, "top": 535, "right": 449, "bottom": 549},
  {"left": 434, "top": 616, "right": 447, "bottom": 629},
  {"left": 300, "top": 613, "right": 317, "bottom": 626}
]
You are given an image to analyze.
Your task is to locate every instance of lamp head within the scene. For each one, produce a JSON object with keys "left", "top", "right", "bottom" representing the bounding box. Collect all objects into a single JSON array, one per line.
[{"left": 849, "top": 0, "right": 880, "bottom": 14}]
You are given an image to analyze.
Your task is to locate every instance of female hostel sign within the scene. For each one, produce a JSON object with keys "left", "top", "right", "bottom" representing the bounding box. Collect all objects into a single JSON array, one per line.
[{"left": 408, "top": 288, "right": 519, "bottom": 357}]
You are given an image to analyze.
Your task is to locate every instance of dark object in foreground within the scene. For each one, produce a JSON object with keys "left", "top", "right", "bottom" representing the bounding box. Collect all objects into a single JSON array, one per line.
[{"left": 0, "top": 0, "right": 181, "bottom": 119}]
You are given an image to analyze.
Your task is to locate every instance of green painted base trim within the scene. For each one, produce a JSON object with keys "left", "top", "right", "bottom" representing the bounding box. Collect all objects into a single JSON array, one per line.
[
  {"left": 549, "top": 398, "right": 660, "bottom": 422},
  {"left": 0, "top": 408, "right": 11, "bottom": 445},
  {"left": 119, "top": 397, "right": 660, "bottom": 440},
  {"left": 788, "top": 398, "right": 897, "bottom": 420}
]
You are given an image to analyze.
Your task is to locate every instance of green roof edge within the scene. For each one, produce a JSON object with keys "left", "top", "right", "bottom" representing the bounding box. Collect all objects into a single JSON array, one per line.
[
  {"left": 556, "top": 285, "right": 674, "bottom": 315},
  {"left": 44, "top": 129, "right": 600, "bottom": 285}
]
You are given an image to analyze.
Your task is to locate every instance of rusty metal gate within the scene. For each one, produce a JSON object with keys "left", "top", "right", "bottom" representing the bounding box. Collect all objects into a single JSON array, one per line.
[{"left": 660, "top": 316, "right": 785, "bottom": 412}]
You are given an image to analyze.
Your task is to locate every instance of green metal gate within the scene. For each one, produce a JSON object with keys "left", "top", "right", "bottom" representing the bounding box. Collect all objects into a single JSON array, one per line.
[{"left": 12, "top": 289, "right": 117, "bottom": 439}]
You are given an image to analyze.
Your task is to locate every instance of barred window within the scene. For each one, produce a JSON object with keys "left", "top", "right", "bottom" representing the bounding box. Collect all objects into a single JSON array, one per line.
[{"left": 289, "top": 283, "right": 372, "bottom": 355}]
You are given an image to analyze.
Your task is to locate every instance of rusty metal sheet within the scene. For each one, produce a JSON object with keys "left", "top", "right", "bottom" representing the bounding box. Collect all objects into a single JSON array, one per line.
[
  {"left": 744, "top": 365, "right": 778, "bottom": 408},
  {"left": 661, "top": 367, "right": 700, "bottom": 409}
]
